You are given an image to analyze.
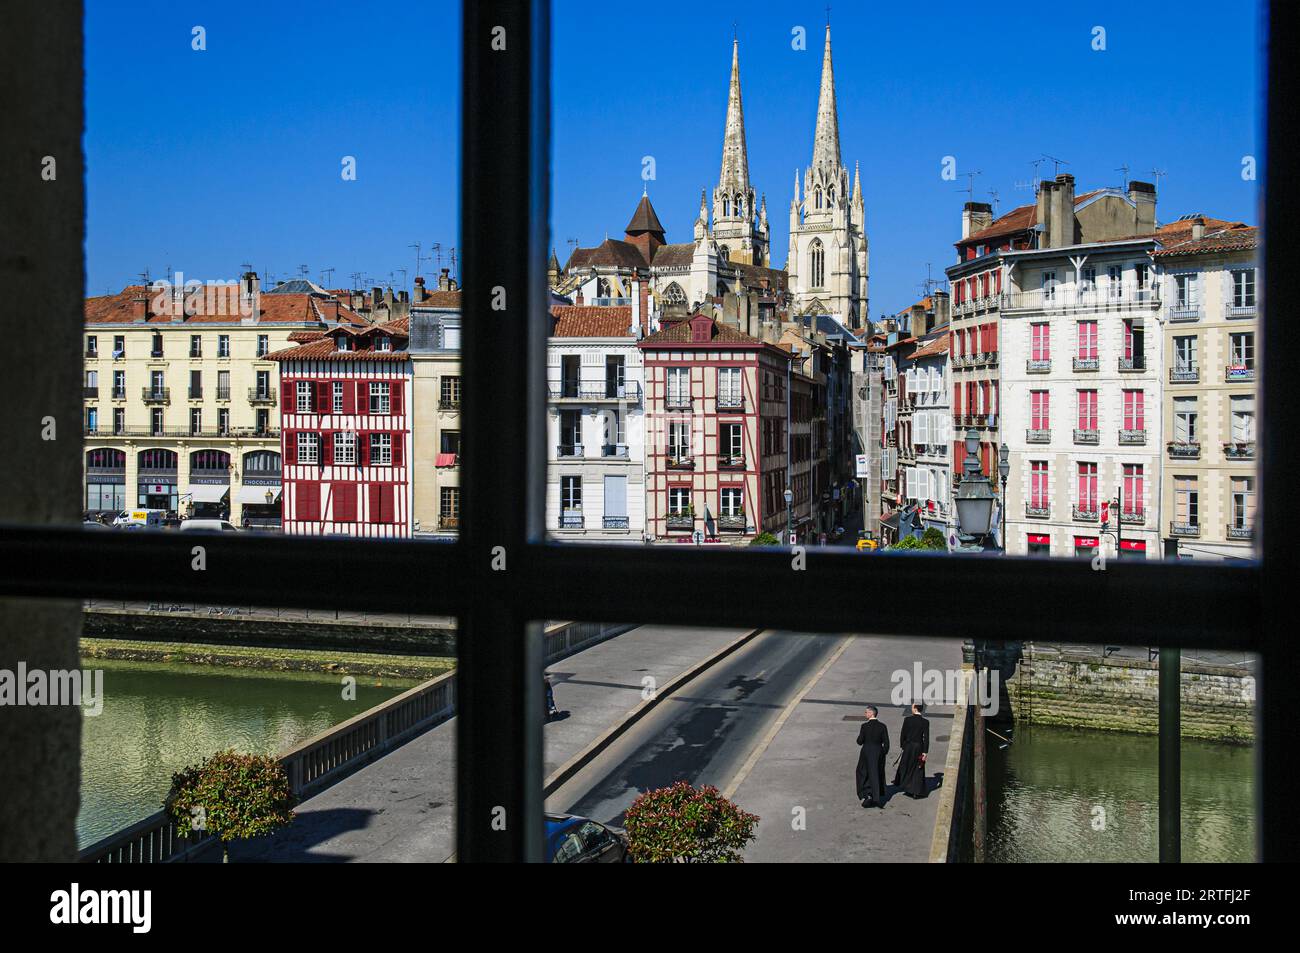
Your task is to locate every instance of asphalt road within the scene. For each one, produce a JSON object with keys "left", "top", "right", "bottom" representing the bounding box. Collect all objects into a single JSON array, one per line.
[{"left": 546, "top": 630, "right": 845, "bottom": 826}]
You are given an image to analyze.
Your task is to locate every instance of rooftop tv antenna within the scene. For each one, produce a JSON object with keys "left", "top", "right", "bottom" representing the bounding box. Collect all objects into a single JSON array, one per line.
[
  {"left": 397, "top": 267, "right": 408, "bottom": 290},
  {"left": 431, "top": 241, "right": 443, "bottom": 272},
  {"left": 449, "top": 246, "right": 458, "bottom": 278},
  {"left": 298, "top": 264, "right": 309, "bottom": 279},
  {"left": 987, "top": 188, "right": 1000, "bottom": 213},
  {"left": 240, "top": 261, "right": 253, "bottom": 276},
  {"left": 1042, "top": 153, "right": 1070, "bottom": 177},
  {"left": 956, "top": 171, "right": 982, "bottom": 200},
  {"left": 350, "top": 271, "right": 364, "bottom": 290},
  {"left": 1150, "top": 168, "right": 1168, "bottom": 191},
  {"left": 1115, "top": 163, "right": 1130, "bottom": 189},
  {"left": 917, "top": 263, "right": 940, "bottom": 297},
  {"left": 410, "top": 242, "right": 426, "bottom": 280},
  {"left": 320, "top": 267, "right": 335, "bottom": 287}
]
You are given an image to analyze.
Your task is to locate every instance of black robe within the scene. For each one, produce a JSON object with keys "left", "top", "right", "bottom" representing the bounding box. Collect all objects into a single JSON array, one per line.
[
  {"left": 893, "top": 713, "right": 930, "bottom": 797},
  {"left": 855, "top": 719, "right": 890, "bottom": 804}
]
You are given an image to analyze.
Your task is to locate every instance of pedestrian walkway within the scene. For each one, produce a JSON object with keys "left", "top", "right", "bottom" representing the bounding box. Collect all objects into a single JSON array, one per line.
[
  {"left": 733, "top": 633, "right": 964, "bottom": 862},
  {"left": 232, "top": 625, "right": 749, "bottom": 862}
]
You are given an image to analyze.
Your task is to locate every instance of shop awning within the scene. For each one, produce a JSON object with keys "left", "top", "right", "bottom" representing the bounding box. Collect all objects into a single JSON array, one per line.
[
  {"left": 879, "top": 510, "right": 901, "bottom": 530},
  {"left": 235, "top": 485, "right": 281, "bottom": 505},
  {"left": 189, "top": 484, "right": 230, "bottom": 504}
]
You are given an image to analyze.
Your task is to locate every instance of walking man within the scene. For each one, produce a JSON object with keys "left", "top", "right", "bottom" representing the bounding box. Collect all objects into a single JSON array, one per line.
[
  {"left": 855, "top": 705, "right": 890, "bottom": 809},
  {"left": 893, "top": 702, "right": 931, "bottom": 798}
]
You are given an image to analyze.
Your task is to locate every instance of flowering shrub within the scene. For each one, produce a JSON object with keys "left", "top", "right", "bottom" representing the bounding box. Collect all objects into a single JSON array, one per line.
[
  {"left": 623, "top": 781, "right": 759, "bottom": 862},
  {"left": 166, "top": 749, "right": 296, "bottom": 861},
  {"left": 748, "top": 531, "right": 780, "bottom": 547}
]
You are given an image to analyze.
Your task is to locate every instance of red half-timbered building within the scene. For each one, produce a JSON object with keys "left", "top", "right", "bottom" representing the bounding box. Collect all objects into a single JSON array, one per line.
[
  {"left": 638, "top": 311, "right": 804, "bottom": 543},
  {"left": 270, "top": 320, "right": 413, "bottom": 538}
]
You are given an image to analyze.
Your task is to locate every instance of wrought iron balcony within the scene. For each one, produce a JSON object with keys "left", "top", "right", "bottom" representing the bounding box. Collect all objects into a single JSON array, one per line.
[
  {"left": 248, "top": 388, "right": 277, "bottom": 405},
  {"left": 1226, "top": 523, "right": 1253, "bottom": 540},
  {"left": 1072, "top": 357, "right": 1100, "bottom": 372},
  {"left": 188, "top": 387, "right": 203, "bottom": 400},
  {"left": 999, "top": 288, "right": 1160, "bottom": 313},
  {"left": 1072, "top": 505, "right": 1099, "bottom": 522},
  {"left": 1167, "top": 441, "right": 1201, "bottom": 459},
  {"left": 718, "top": 454, "right": 745, "bottom": 469},
  {"left": 716, "top": 393, "right": 744, "bottom": 410},
  {"left": 665, "top": 513, "right": 693, "bottom": 531},
  {"left": 665, "top": 393, "right": 691, "bottom": 409},
  {"left": 1073, "top": 428, "right": 1100, "bottom": 445},
  {"left": 601, "top": 444, "right": 629, "bottom": 458},
  {"left": 556, "top": 443, "right": 584, "bottom": 458},
  {"left": 141, "top": 387, "right": 170, "bottom": 404},
  {"left": 602, "top": 516, "right": 630, "bottom": 530},
  {"left": 438, "top": 399, "right": 462, "bottom": 411},
  {"left": 1119, "top": 428, "right": 1146, "bottom": 446},
  {"left": 1120, "top": 509, "right": 1146, "bottom": 526},
  {"left": 666, "top": 455, "right": 694, "bottom": 470},
  {"left": 1025, "top": 503, "right": 1050, "bottom": 519},
  {"left": 83, "top": 386, "right": 98, "bottom": 398},
  {"left": 1227, "top": 303, "right": 1256, "bottom": 318},
  {"left": 1169, "top": 366, "right": 1200, "bottom": 384},
  {"left": 111, "top": 387, "right": 126, "bottom": 399},
  {"left": 1026, "top": 359, "right": 1051, "bottom": 374},
  {"left": 558, "top": 512, "right": 584, "bottom": 529},
  {"left": 550, "top": 381, "right": 642, "bottom": 403},
  {"left": 1118, "top": 356, "right": 1146, "bottom": 372},
  {"left": 1224, "top": 364, "right": 1255, "bottom": 382},
  {"left": 718, "top": 513, "right": 746, "bottom": 531},
  {"left": 438, "top": 515, "right": 460, "bottom": 530},
  {"left": 1168, "top": 305, "right": 1201, "bottom": 322},
  {"left": 216, "top": 386, "right": 231, "bottom": 400},
  {"left": 1223, "top": 441, "right": 1256, "bottom": 459},
  {"left": 1170, "top": 521, "right": 1200, "bottom": 537},
  {"left": 189, "top": 348, "right": 202, "bottom": 359}
]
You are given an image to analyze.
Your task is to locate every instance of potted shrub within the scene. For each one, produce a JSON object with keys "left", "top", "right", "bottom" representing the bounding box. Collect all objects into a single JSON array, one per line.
[
  {"left": 165, "top": 749, "right": 296, "bottom": 862},
  {"left": 749, "top": 531, "right": 780, "bottom": 546},
  {"left": 623, "top": 781, "right": 758, "bottom": 862}
]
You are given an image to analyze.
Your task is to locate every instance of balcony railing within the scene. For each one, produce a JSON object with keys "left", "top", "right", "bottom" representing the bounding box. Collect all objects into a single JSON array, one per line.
[
  {"left": 83, "top": 426, "right": 281, "bottom": 439},
  {"left": 665, "top": 513, "right": 693, "bottom": 531},
  {"left": 188, "top": 387, "right": 203, "bottom": 400},
  {"left": 666, "top": 455, "right": 694, "bottom": 470},
  {"left": 601, "top": 444, "right": 629, "bottom": 458},
  {"left": 248, "top": 389, "right": 277, "bottom": 405},
  {"left": 111, "top": 387, "right": 126, "bottom": 399},
  {"left": 1072, "top": 356, "right": 1100, "bottom": 372},
  {"left": 556, "top": 443, "right": 584, "bottom": 458},
  {"left": 1072, "top": 505, "right": 1099, "bottom": 522},
  {"left": 1226, "top": 523, "right": 1253, "bottom": 540},
  {"left": 1073, "top": 428, "right": 1100, "bottom": 445},
  {"left": 1170, "top": 521, "right": 1201, "bottom": 537},
  {"left": 1168, "top": 305, "right": 1201, "bottom": 322},
  {"left": 439, "top": 399, "right": 462, "bottom": 411},
  {"left": 83, "top": 386, "right": 98, "bottom": 398},
  {"left": 141, "top": 387, "right": 170, "bottom": 404},
  {"left": 1118, "top": 356, "right": 1146, "bottom": 372},
  {"left": 665, "top": 393, "right": 691, "bottom": 409},
  {"left": 718, "top": 454, "right": 745, "bottom": 469},
  {"left": 216, "top": 386, "right": 231, "bottom": 400},
  {"left": 438, "top": 515, "right": 461, "bottom": 530},
  {"left": 716, "top": 393, "right": 744, "bottom": 410},
  {"left": 1119, "top": 428, "right": 1146, "bottom": 446},
  {"left": 1169, "top": 366, "right": 1200, "bottom": 384},
  {"left": 550, "top": 381, "right": 642, "bottom": 403},
  {"left": 1000, "top": 287, "right": 1161, "bottom": 313},
  {"left": 1026, "top": 359, "right": 1051, "bottom": 374},
  {"left": 1227, "top": 303, "right": 1256, "bottom": 318},
  {"left": 1224, "top": 364, "right": 1255, "bottom": 382},
  {"left": 1120, "top": 509, "right": 1146, "bottom": 526},
  {"left": 717, "top": 513, "right": 746, "bottom": 531},
  {"left": 189, "top": 349, "right": 202, "bottom": 359},
  {"left": 1167, "top": 441, "right": 1201, "bottom": 459},
  {"left": 558, "top": 512, "right": 584, "bottom": 529},
  {"left": 1025, "top": 503, "right": 1050, "bottom": 519},
  {"left": 602, "top": 516, "right": 630, "bottom": 530},
  {"left": 1223, "top": 441, "right": 1256, "bottom": 459}
]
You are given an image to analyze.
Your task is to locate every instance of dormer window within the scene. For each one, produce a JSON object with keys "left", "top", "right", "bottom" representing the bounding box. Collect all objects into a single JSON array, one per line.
[
  {"left": 336, "top": 335, "right": 348, "bottom": 351},
  {"left": 376, "top": 335, "right": 392, "bottom": 352}
]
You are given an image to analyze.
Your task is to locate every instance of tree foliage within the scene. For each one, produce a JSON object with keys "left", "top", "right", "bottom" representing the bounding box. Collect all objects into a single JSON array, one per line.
[
  {"left": 623, "top": 781, "right": 759, "bottom": 862},
  {"left": 166, "top": 749, "right": 296, "bottom": 852},
  {"left": 749, "top": 531, "right": 780, "bottom": 547}
]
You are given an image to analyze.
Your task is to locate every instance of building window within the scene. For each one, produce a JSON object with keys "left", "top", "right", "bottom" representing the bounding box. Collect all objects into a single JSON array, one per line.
[
  {"left": 86, "top": 335, "right": 98, "bottom": 357},
  {"left": 189, "top": 369, "right": 202, "bottom": 399},
  {"left": 190, "top": 334, "right": 202, "bottom": 358},
  {"left": 1123, "top": 390, "right": 1145, "bottom": 430},
  {"left": 440, "top": 486, "right": 460, "bottom": 519},
  {"left": 1123, "top": 464, "right": 1145, "bottom": 515},
  {"left": 189, "top": 408, "right": 202, "bottom": 435},
  {"left": 1173, "top": 396, "right": 1198, "bottom": 443},
  {"left": 561, "top": 475, "right": 582, "bottom": 512},
  {"left": 334, "top": 431, "right": 356, "bottom": 465},
  {"left": 1229, "top": 332, "right": 1255, "bottom": 370},
  {"left": 113, "top": 370, "right": 125, "bottom": 398},
  {"left": 150, "top": 407, "right": 164, "bottom": 435},
  {"left": 1175, "top": 273, "right": 1199, "bottom": 310},
  {"left": 112, "top": 407, "right": 125, "bottom": 434},
  {"left": 1173, "top": 335, "right": 1198, "bottom": 373},
  {"left": 370, "top": 382, "right": 391, "bottom": 414},
  {"left": 441, "top": 431, "right": 461, "bottom": 456},
  {"left": 297, "top": 381, "right": 313, "bottom": 413},
  {"left": 257, "top": 334, "right": 269, "bottom": 357},
  {"left": 86, "top": 406, "right": 97, "bottom": 432},
  {"left": 218, "top": 334, "right": 230, "bottom": 358},
  {"left": 1231, "top": 268, "right": 1256, "bottom": 309},
  {"left": 810, "top": 239, "right": 825, "bottom": 288},
  {"left": 1107, "top": 265, "right": 1124, "bottom": 300},
  {"left": 1030, "top": 323, "right": 1050, "bottom": 361},
  {"left": 150, "top": 332, "right": 163, "bottom": 357},
  {"left": 723, "top": 422, "right": 743, "bottom": 463},
  {"left": 329, "top": 381, "right": 343, "bottom": 413},
  {"left": 1076, "top": 321, "right": 1098, "bottom": 359},
  {"left": 370, "top": 432, "right": 392, "bottom": 466},
  {"left": 217, "top": 369, "right": 230, "bottom": 400},
  {"left": 218, "top": 407, "right": 230, "bottom": 435},
  {"left": 1175, "top": 476, "right": 1199, "bottom": 528},
  {"left": 1077, "top": 462, "right": 1098, "bottom": 512},
  {"left": 668, "top": 486, "right": 690, "bottom": 515},
  {"left": 441, "top": 376, "right": 462, "bottom": 407},
  {"left": 1030, "top": 390, "right": 1049, "bottom": 430},
  {"left": 1231, "top": 477, "right": 1255, "bottom": 530},
  {"left": 720, "top": 487, "right": 743, "bottom": 517},
  {"left": 254, "top": 370, "right": 270, "bottom": 398},
  {"left": 1030, "top": 461, "right": 1049, "bottom": 509},
  {"left": 668, "top": 421, "right": 691, "bottom": 463},
  {"left": 718, "top": 367, "right": 742, "bottom": 406},
  {"left": 1231, "top": 395, "right": 1256, "bottom": 443},
  {"left": 376, "top": 335, "right": 392, "bottom": 352},
  {"left": 666, "top": 367, "right": 690, "bottom": 406},
  {"left": 1080, "top": 266, "right": 1096, "bottom": 298},
  {"left": 298, "top": 431, "right": 319, "bottom": 465},
  {"left": 1041, "top": 270, "right": 1057, "bottom": 302},
  {"left": 1076, "top": 390, "right": 1098, "bottom": 431}
]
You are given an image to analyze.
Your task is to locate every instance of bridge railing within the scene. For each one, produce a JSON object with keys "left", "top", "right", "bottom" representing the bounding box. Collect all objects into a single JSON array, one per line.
[{"left": 79, "top": 621, "right": 632, "bottom": 862}]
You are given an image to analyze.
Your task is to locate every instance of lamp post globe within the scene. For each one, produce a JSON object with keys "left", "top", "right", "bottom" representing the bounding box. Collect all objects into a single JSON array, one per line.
[{"left": 954, "top": 427, "right": 996, "bottom": 541}]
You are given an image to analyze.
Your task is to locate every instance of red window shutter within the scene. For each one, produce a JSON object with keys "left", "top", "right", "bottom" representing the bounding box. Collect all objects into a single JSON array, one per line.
[
  {"left": 282, "top": 378, "right": 294, "bottom": 409},
  {"left": 390, "top": 380, "right": 403, "bottom": 416},
  {"left": 334, "top": 483, "right": 356, "bottom": 521},
  {"left": 953, "top": 384, "right": 962, "bottom": 416},
  {"left": 359, "top": 431, "right": 369, "bottom": 466},
  {"left": 392, "top": 432, "right": 403, "bottom": 466},
  {"left": 368, "top": 482, "right": 382, "bottom": 523},
  {"left": 322, "top": 431, "right": 333, "bottom": 464},
  {"left": 296, "top": 481, "right": 319, "bottom": 521},
  {"left": 356, "top": 381, "right": 368, "bottom": 412},
  {"left": 316, "top": 381, "right": 329, "bottom": 413},
  {"left": 342, "top": 381, "right": 355, "bottom": 414},
  {"left": 285, "top": 429, "right": 297, "bottom": 460}
]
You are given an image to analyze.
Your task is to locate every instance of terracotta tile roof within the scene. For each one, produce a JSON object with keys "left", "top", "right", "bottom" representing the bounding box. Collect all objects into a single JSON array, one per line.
[
  {"left": 959, "top": 190, "right": 1105, "bottom": 246},
  {"left": 565, "top": 239, "right": 649, "bottom": 271},
  {"left": 733, "top": 261, "right": 790, "bottom": 292},
  {"left": 84, "top": 286, "right": 329, "bottom": 325},
  {"left": 1153, "top": 220, "right": 1257, "bottom": 258},
  {"left": 550, "top": 305, "right": 634, "bottom": 337},
  {"left": 639, "top": 313, "right": 766, "bottom": 347},
  {"left": 267, "top": 316, "right": 410, "bottom": 362},
  {"left": 413, "top": 289, "right": 462, "bottom": 308},
  {"left": 911, "top": 334, "right": 950, "bottom": 359}
]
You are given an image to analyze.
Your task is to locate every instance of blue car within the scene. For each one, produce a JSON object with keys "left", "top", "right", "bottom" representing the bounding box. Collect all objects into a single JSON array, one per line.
[{"left": 544, "top": 813, "right": 630, "bottom": 863}]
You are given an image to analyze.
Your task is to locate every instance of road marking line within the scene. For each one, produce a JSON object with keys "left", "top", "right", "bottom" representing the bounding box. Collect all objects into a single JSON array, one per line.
[{"left": 722, "top": 634, "right": 853, "bottom": 801}]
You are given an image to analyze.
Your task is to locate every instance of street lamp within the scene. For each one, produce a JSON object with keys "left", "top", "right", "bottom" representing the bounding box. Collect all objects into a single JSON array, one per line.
[
  {"left": 784, "top": 487, "right": 794, "bottom": 545},
  {"left": 954, "top": 428, "right": 996, "bottom": 549},
  {"left": 998, "top": 442, "right": 1010, "bottom": 550}
]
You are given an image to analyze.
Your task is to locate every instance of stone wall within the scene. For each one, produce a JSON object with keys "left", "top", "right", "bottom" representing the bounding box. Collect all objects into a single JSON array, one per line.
[{"left": 1008, "top": 647, "right": 1254, "bottom": 744}]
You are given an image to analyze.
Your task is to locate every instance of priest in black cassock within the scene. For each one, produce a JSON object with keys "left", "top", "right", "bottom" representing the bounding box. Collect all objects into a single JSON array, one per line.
[
  {"left": 893, "top": 702, "right": 931, "bottom": 798},
  {"left": 855, "top": 706, "right": 890, "bottom": 809}
]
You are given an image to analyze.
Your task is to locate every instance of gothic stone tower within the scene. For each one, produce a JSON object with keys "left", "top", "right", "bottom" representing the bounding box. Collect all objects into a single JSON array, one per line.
[
  {"left": 708, "top": 39, "right": 770, "bottom": 267},
  {"left": 788, "top": 25, "right": 868, "bottom": 329}
]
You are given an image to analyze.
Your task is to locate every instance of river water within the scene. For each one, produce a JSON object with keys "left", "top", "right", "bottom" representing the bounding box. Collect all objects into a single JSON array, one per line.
[
  {"left": 987, "top": 723, "right": 1256, "bottom": 862},
  {"left": 78, "top": 658, "right": 419, "bottom": 849}
]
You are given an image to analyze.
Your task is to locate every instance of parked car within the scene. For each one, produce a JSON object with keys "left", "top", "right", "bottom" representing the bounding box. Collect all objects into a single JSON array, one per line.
[
  {"left": 81, "top": 521, "right": 111, "bottom": 530},
  {"left": 112, "top": 508, "right": 165, "bottom": 528},
  {"left": 856, "top": 531, "right": 879, "bottom": 552},
  {"left": 544, "top": 813, "right": 629, "bottom": 863},
  {"left": 179, "top": 518, "right": 239, "bottom": 533}
]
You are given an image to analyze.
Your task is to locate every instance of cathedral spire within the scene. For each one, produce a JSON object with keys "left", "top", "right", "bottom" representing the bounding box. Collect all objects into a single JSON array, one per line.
[
  {"left": 718, "top": 38, "right": 750, "bottom": 193},
  {"left": 811, "top": 25, "right": 841, "bottom": 176}
]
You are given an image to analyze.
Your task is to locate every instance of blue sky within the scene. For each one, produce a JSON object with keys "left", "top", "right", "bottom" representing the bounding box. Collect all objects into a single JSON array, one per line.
[{"left": 87, "top": 0, "right": 1262, "bottom": 314}]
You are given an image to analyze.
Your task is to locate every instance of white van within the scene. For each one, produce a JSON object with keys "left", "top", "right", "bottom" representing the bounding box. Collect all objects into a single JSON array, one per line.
[
  {"left": 113, "top": 509, "right": 165, "bottom": 528},
  {"left": 179, "top": 519, "right": 239, "bottom": 533}
]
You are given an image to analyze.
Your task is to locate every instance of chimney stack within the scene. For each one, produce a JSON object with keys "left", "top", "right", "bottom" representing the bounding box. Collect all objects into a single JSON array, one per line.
[
  {"left": 1128, "top": 180, "right": 1156, "bottom": 234},
  {"left": 961, "top": 202, "right": 994, "bottom": 240},
  {"left": 1050, "top": 174, "right": 1075, "bottom": 247},
  {"left": 438, "top": 268, "right": 451, "bottom": 291},
  {"left": 413, "top": 275, "right": 427, "bottom": 303},
  {"left": 630, "top": 279, "right": 641, "bottom": 337},
  {"left": 1191, "top": 217, "right": 1206, "bottom": 241}
]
